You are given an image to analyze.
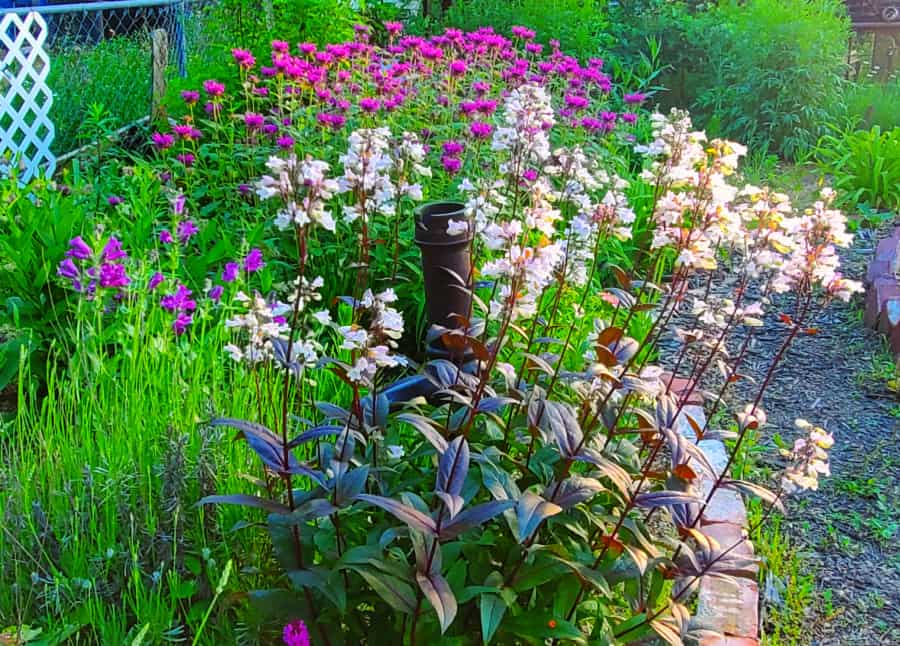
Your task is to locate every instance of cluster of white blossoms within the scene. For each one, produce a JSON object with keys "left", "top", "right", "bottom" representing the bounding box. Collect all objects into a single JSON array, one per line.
[
  {"left": 256, "top": 154, "right": 339, "bottom": 232},
  {"left": 336, "top": 288, "right": 405, "bottom": 386},
  {"left": 223, "top": 292, "right": 310, "bottom": 366},
  {"left": 392, "top": 131, "right": 431, "bottom": 202},
  {"left": 781, "top": 419, "right": 834, "bottom": 493},
  {"left": 459, "top": 177, "right": 507, "bottom": 233},
  {"left": 492, "top": 83, "right": 555, "bottom": 165},
  {"left": 339, "top": 127, "right": 397, "bottom": 221},
  {"left": 771, "top": 189, "right": 863, "bottom": 300}
]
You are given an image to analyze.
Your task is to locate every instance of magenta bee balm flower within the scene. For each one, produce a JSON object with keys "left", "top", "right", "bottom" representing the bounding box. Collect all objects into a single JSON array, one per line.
[
  {"left": 202, "top": 80, "right": 225, "bottom": 97},
  {"left": 283, "top": 620, "right": 310, "bottom": 646}
]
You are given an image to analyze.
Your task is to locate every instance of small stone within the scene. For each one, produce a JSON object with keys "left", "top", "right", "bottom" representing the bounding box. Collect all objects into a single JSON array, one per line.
[
  {"left": 881, "top": 298, "right": 900, "bottom": 333},
  {"left": 697, "top": 485, "right": 748, "bottom": 527}
]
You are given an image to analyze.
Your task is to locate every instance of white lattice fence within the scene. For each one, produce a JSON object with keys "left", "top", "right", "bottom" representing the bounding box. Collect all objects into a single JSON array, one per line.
[{"left": 0, "top": 11, "right": 55, "bottom": 183}]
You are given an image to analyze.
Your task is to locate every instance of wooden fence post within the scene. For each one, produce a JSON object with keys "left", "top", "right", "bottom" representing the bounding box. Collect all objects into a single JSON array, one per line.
[{"left": 151, "top": 28, "right": 169, "bottom": 123}]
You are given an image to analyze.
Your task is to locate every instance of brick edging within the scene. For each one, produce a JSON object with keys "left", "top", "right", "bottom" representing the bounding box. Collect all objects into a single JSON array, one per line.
[
  {"left": 676, "top": 406, "right": 760, "bottom": 645},
  {"left": 864, "top": 226, "right": 900, "bottom": 354}
]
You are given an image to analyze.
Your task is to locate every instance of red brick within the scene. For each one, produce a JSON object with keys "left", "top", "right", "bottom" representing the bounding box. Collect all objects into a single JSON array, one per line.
[
  {"left": 695, "top": 577, "right": 759, "bottom": 638},
  {"left": 865, "top": 277, "right": 900, "bottom": 329},
  {"left": 698, "top": 637, "right": 759, "bottom": 646},
  {"left": 874, "top": 235, "right": 900, "bottom": 263},
  {"left": 701, "top": 522, "right": 754, "bottom": 558},
  {"left": 660, "top": 372, "right": 704, "bottom": 405},
  {"left": 889, "top": 324, "right": 900, "bottom": 356},
  {"left": 697, "top": 484, "right": 748, "bottom": 527},
  {"left": 866, "top": 259, "right": 893, "bottom": 286}
]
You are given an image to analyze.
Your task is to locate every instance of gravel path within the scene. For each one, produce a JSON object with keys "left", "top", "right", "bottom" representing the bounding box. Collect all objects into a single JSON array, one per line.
[{"left": 730, "top": 227, "right": 900, "bottom": 645}]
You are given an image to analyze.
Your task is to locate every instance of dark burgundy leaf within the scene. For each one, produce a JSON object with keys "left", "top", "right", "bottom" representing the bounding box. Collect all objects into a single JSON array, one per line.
[
  {"left": 440, "top": 500, "right": 516, "bottom": 540},
  {"left": 356, "top": 494, "right": 437, "bottom": 535},
  {"left": 416, "top": 570, "right": 458, "bottom": 634},
  {"left": 197, "top": 494, "right": 290, "bottom": 515},
  {"left": 634, "top": 491, "right": 701, "bottom": 509},
  {"left": 437, "top": 436, "right": 469, "bottom": 497},
  {"left": 288, "top": 424, "right": 344, "bottom": 449},
  {"left": 516, "top": 491, "right": 562, "bottom": 543},
  {"left": 396, "top": 413, "right": 448, "bottom": 454}
]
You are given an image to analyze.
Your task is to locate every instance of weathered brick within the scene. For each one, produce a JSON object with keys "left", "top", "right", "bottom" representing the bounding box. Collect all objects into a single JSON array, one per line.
[
  {"left": 866, "top": 259, "right": 892, "bottom": 286},
  {"left": 675, "top": 405, "right": 707, "bottom": 442},
  {"left": 874, "top": 235, "right": 900, "bottom": 263},
  {"left": 865, "top": 277, "right": 900, "bottom": 329},
  {"left": 698, "top": 637, "right": 759, "bottom": 646},
  {"left": 697, "top": 483, "right": 748, "bottom": 527},
  {"left": 701, "top": 522, "right": 754, "bottom": 559},
  {"left": 695, "top": 577, "right": 759, "bottom": 638},
  {"left": 661, "top": 372, "right": 705, "bottom": 405}
]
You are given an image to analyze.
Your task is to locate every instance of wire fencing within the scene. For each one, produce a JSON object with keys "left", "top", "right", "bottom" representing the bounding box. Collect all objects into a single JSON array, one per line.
[{"left": 2, "top": 0, "right": 214, "bottom": 156}]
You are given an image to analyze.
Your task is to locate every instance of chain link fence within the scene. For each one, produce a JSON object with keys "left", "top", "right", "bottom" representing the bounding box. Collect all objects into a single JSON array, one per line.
[{"left": 2, "top": 0, "right": 217, "bottom": 155}]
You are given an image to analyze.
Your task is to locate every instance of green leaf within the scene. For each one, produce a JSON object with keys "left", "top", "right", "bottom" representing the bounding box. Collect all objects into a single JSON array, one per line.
[
  {"left": 502, "top": 614, "right": 586, "bottom": 644},
  {"left": 352, "top": 566, "right": 417, "bottom": 614},
  {"left": 480, "top": 593, "right": 506, "bottom": 645},
  {"left": 416, "top": 570, "right": 458, "bottom": 634}
]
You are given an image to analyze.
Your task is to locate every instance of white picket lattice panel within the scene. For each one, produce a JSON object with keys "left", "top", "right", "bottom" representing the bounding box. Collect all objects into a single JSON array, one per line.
[{"left": 1, "top": 11, "right": 55, "bottom": 183}]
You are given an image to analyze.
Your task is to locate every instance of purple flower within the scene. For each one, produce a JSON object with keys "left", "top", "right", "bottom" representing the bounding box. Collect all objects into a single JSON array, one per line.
[
  {"left": 151, "top": 132, "right": 174, "bottom": 150},
  {"left": 177, "top": 153, "right": 196, "bottom": 167},
  {"left": 208, "top": 285, "right": 224, "bottom": 302},
  {"left": 623, "top": 92, "right": 647, "bottom": 104},
  {"left": 359, "top": 97, "right": 381, "bottom": 113},
  {"left": 202, "top": 79, "right": 225, "bottom": 97},
  {"left": 621, "top": 112, "right": 638, "bottom": 124},
  {"left": 441, "top": 155, "right": 461, "bottom": 175},
  {"left": 181, "top": 90, "right": 200, "bottom": 105},
  {"left": 172, "top": 312, "right": 193, "bottom": 335},
  {"left": 449, "top": 59, "right": 467, "bottom": 76},
  {"left": 101, "top": 237, "right": 127, "bottom": 262},
  {"left": 244, "top": 112, "right": 264, "bottom": 130},
  {"left": 243, "top": 248, "right": 264, "bottom": 273},
  {"left": 66, "top": 236, "right": 93, "bottom": 260},
  {"left": 511, "top": 25, "right": 536, "bottom": 40},
  {"left": 98, "top": 262, "right": 130, "bottom": 289},
  {"left": 283, "top": 620, "right": 310, "bottom": 646},
  {"left": 231, "top": 48, "right": 256, "bottom": 69},
  {"left": 160, "top": 283, "right": 196, "bottom": 313},
  {"left": 522, "top": 168, "right": 538, "bottom": 182},
  {"left": 221, "top": 262, "right": 240, "bottom": 283},
  {"left": 177, "top": 220, "right": 199, "bottom": 244},
  {"left": 442, "top": 140, "right": 464, "bottom": 156},
  {"left": 469, "top": 121, "right": 493, "bottom": 139},
  {"left": 173, "top": 124, "right": 201, "bottom": 141},
  {"left": 277, "top": 136, "right": 294, "bottom": 150},
  {"left": 238, "top": 184, "right": 251, "bottom": 195},
  {"left": 174, "top": 194, "right": 186, "bottom": 216},
  {"left": 57, "top": 258, "right": 79, "bottom": 280},
  {"left": 148, "top": 272, "right": 164, "bottom": 291},
  {"left": 160, "top": 229, "right": 174, "bottom": 245},
  {"left": 384, "top": 21, "right": 403, "bottom": 36}
]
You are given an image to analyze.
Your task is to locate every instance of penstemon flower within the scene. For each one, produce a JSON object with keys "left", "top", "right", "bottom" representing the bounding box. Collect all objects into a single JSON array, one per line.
[
  {"left": 781, "top": 419, "right": 834, "bottom": 493},
  {"left": 256, "top": 155, "right": 339, "bottom": 232}
]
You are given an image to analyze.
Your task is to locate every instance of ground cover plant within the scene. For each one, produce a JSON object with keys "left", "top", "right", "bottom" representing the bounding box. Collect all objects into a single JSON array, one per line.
[{"left": 0, "top": 20, "right": 862, "bottom": 645}]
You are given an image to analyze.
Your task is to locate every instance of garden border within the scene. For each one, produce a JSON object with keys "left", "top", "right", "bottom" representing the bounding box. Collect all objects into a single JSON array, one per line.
[
  {"left": 863, "top": 225, "right": 900, "bottom": 355},
  {"left": 675, "top": 405, "right": 760, "bottom": 645}
]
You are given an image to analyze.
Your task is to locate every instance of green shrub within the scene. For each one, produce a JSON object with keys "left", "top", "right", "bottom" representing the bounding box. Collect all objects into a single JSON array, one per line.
[
  {"left": 606, "top": 0, "right": 851, "bottom": 160},
  {"left": 843, "top": 79, "right": 900, "bottom": 131},
  {"left": 440, "top": 0, "right": 610, "bottom": 60},
  {"left": 47, "top": 35, "right": 151, "bottom": 154},
  {"left": 815, "top": 125, "right": 900, "bottom": 211}
]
